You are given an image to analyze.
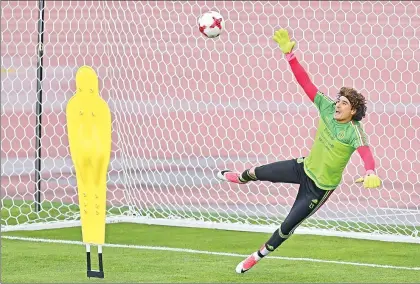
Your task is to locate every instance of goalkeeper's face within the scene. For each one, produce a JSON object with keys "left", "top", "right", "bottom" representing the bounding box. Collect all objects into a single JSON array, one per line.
[{"left": 334, "top": 96, "right": 356, "bottom": 123}]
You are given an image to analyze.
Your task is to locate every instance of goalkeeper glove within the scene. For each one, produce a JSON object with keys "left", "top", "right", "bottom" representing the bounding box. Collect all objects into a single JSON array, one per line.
[
  {"left": 272, "top": 28, "right": 296, "bottom": 54},
  {"left": 355, "top": 170, "right": 382, "bottom": 189}
]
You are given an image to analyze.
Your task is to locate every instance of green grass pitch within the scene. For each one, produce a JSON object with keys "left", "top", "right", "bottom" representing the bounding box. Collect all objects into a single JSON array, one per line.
[{"left": 2, "top": 223, "right": 420, "bottom": 283}]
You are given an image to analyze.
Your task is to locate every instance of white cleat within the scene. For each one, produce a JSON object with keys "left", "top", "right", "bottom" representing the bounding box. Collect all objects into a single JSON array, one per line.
[
  {"left": 216, "top": 170, "right": 248, "bottom": 184},
  {"left": 235, "top": 253, "right": 258, "bottom": 273}
]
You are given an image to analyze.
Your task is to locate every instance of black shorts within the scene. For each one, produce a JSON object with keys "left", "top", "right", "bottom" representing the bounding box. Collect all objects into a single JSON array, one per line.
[{"left": 254, "top": 158, "right": 334, "bottom": 236}]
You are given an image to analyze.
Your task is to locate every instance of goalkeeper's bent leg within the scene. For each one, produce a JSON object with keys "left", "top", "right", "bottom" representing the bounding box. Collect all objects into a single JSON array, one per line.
[
  {"left": 252, "top": 159, "right": 302, "bottom": 184},
  {"left": 219, "top": 158, "right": 303, "bottom": 185},
  {"left": 236, "top": 166, "right": 335, "bottom": 273}
]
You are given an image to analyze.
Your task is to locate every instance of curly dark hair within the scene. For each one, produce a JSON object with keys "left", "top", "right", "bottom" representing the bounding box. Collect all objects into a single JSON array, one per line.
[{"left": 337, "top": 87, "right": 367, "bottom": 121}]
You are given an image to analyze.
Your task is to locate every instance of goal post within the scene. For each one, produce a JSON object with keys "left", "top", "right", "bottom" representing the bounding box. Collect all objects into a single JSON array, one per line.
[{"left": 1, "top": 1, "right": 419, "bottom": 243}]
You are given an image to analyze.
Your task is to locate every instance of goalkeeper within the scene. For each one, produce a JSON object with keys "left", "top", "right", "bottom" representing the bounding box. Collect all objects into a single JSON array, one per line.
[{"left": 216, "top": 29, "right": 382, "bottom": 274}]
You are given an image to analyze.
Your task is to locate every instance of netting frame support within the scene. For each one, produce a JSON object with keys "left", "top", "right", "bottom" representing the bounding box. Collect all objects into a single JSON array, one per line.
[{"left": 34, "top": 0, "right": 45, "bottom": 212}]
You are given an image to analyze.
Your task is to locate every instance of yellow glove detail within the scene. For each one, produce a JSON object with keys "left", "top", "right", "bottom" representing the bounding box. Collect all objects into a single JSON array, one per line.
[
  {"left": 355, "top": 171, "right": 381, "bottom": 189},
  {"left": 272, "top": 29, "right": 296, "bottom": 54}
]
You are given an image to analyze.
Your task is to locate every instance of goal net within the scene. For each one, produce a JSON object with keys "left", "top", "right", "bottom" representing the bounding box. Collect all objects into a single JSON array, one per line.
[{"left": 2, "top": 1, "right": 419, "bottom": 243}]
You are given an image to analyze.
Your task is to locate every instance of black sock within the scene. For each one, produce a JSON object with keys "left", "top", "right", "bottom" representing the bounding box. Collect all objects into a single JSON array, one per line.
[
  {"left": 266, "top": 228, "right": 288, "bottom": 251},
  {"left": 254, "top": 229, "right": 288, "bottom": 260},
  {"left": 254, "top": 229, "right": 288, "bottom": 261},
  {"left": 240, "top": 168, "right": 258, "bottom": 182}
]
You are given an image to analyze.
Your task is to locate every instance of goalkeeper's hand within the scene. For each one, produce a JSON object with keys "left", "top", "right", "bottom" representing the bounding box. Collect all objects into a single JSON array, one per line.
[
  {"left": 355, "top": 170, "right": 382, "bottom": 189},
  {"left": 272, "top": 28, "right": 296, "bottom": 54}
]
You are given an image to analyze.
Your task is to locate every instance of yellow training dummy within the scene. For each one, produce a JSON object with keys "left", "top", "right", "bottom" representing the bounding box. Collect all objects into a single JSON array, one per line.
[{"left": 66, "top": 65, "right": 111, "bottom": 278}]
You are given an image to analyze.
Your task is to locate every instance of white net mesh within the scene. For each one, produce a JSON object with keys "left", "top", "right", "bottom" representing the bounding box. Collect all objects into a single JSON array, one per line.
[{"left": 1, "top": 1, "right": 419, "bottom": 241}]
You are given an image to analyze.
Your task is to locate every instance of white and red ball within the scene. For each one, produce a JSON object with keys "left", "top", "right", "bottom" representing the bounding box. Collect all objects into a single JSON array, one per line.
[{"left": 198, "top": 11, "right": 225, "bottom": 38}]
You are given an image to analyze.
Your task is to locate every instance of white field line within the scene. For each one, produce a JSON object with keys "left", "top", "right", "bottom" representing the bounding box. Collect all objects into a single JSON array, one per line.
[{"left": 2, "top": 235, "right": 420, "bottom": 271}]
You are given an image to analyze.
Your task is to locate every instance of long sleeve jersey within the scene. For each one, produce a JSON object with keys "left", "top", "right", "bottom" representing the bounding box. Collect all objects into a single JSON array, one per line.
[{"left": 286, "top": 53, "right": 376, "bottom": 190}]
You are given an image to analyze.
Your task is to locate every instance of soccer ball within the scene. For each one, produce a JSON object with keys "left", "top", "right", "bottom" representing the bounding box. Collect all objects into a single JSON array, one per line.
[{"left": 198, "top": 11, "right": 225, "bottom": 38}]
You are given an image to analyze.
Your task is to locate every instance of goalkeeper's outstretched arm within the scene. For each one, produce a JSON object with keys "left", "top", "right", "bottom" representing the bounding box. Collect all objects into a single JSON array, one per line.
[
  {"left": 272, "top": 29, "right": 318, "bottom": 102},
  {"left": 286, "top": 54, "right": 318, "bottom": 102}
]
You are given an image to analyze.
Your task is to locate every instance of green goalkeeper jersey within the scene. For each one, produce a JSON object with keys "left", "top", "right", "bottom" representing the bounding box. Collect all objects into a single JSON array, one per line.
[{"left": 303, "top": 91, "right": 369, "bottom": 190}]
